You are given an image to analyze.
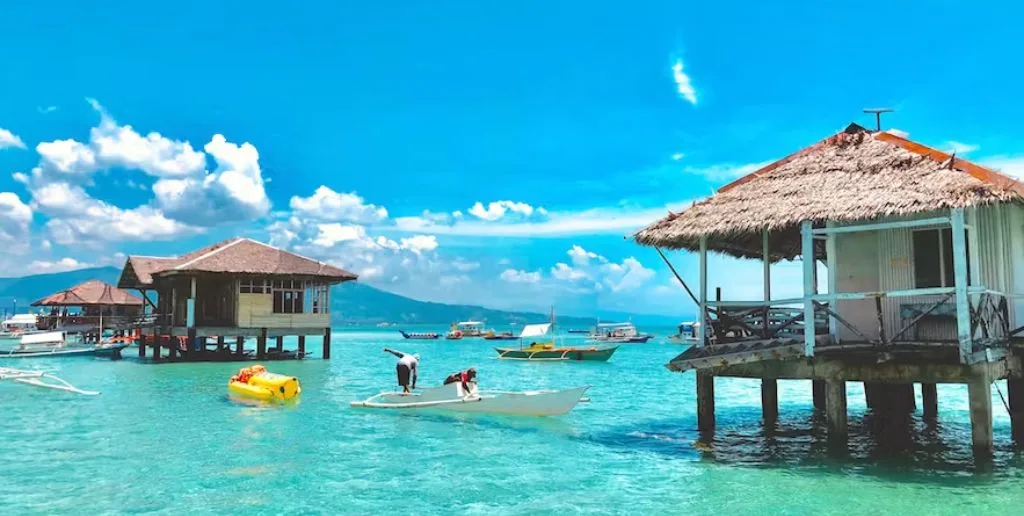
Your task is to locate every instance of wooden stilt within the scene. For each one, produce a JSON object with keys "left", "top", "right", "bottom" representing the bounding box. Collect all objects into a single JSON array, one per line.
[
  {"left": 825, "top": 379, "right": 848, "bottom": 442},
  {"left": 761, "top": 378, "right": 778, "bottom": 423},
  {"left": 298, "top": 335, "right": 306, "bottom": 357},
  {"left": 921, "top": 383, "right": 938, "bottom": 419},
  {"left": 152, "top": 336, "right": 161, "bottom": 362},
  {"left": 187, "top": 327, "right": 197, "bottom": 355},
  {"left": 235, "top": 336, "right": 244, "bottom": 356},
  {"left": 216, "top": 335, "right": 225, "bottom": 352},
  {"left": 812, "top": 380, "right": 827, "bottom": 410},
  {"left": 891, "top": 383, "right": 916, "bottom": 412},
  {"left": 322, "top": 327, "right": 332, "bottom": 359},
  {"left": 257, "top": 328, "right": 267, "bottom": 359},
  {"left": 275, "top": 335, "right": 284, "bottom": 351},
  {"left": 168, "top": 335, "right": 177, "bottom": 361},
  {"left": 696, "top": 372, "right": 715, "bottom": 432},
  {"left": 968, "top": 379, "right": 993, "bottom": 455},
  {"left": 138, "top": 333, "right": 147, "bottom": 358},
  {"left": 1008, "top": 378, "right": 1024, "bottom": 443},
  {"left": 864, "top": 382, "right": 884, "bottom": 411}
]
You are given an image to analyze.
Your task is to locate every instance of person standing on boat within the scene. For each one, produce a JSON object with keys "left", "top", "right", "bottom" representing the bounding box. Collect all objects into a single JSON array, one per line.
[{"left": 383, "top": 348, "right": 418, "bottom": 393}]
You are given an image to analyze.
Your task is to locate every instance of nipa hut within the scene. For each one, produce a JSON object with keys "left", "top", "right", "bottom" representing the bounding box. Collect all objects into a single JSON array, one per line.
[
  {"left": 118, "top": 237, "right": 357, "bottom": 361},
  {"left": 634, "top": 122, "right": 1024, "bottom": 454},
  {"left": 32, "top": 280, "right": 143, "bottom": 333}
]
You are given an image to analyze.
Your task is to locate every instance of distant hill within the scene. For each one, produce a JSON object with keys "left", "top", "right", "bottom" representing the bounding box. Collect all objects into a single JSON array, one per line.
[{"left": 0, "top": 267, "right": 598, "bottom": 326}]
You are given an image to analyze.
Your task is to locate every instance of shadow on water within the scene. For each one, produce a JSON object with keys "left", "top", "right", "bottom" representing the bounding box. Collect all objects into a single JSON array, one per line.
[{"left": 582, "top": 407, "right": 1024, "bottom": 484}]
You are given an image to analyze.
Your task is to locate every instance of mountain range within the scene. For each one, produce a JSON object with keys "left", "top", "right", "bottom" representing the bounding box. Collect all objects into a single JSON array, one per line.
[{"left": 0, "top": 267, "right": 681, "bottom": 327}]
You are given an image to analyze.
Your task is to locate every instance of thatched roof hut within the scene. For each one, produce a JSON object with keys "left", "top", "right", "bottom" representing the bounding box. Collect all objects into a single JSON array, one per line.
[
  {"left": 633, "top": 123, "right": 1024, "bottom": 260},
  {"left": 32, "top": 280, "right": 143, "bottom": 307}
]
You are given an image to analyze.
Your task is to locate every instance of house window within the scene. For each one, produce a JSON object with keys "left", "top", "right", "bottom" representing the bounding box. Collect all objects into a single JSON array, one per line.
[
  {"left": 912, "top": 228, "right": 969, "bottom": 288},
  {"left": 272, "top": 279, "right": 304, "bottom": 314},
  {"left": 239, "top": 279, "right": 269, "bottom": 294}
]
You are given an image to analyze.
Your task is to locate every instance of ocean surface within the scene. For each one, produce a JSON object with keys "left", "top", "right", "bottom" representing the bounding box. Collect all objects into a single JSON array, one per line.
[{"left": 3, "top": 326, "right": 1024, "bottom": 515}]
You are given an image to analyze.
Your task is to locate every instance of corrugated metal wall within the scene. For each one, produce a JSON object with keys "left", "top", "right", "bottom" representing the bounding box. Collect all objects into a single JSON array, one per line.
[{"left": 835, "top": 206, "right": 1014, "bottom": 342}]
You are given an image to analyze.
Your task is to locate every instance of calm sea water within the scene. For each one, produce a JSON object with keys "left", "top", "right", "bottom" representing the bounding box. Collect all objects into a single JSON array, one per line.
[{"left": 3, "top": 327, "right": 1024, "bottom": 515}]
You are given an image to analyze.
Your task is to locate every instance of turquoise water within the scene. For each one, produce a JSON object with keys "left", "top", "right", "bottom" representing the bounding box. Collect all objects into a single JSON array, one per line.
[{"left": 3, "top": 327, "right": 1024, "bottom": 514}]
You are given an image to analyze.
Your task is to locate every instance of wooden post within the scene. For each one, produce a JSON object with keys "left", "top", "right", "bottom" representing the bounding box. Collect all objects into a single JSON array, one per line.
[
  {"left": 235, "top": 335, "right": 244, "bottom": 356},
  {"left": 761, "top": 378, "right": 778, "bottom": 423},
  {"left": 892, "top": 383, "right": 917, "bottom": 412},
  {"left": 801, "top": 220, "right": 815, "bottom": 357},
  {"left": 322, "top": 327, "right": 332, "bottom": 359},
  {"left": 138, "top": 333, "right": 147, "bottom": 358},
  {"left": 825, "top": 380, "right": 848, "bottom": 442},
  {"left": 968, "top": 378, "right": 993, "bottom": 455},
  {"left": 257, "top": 328, "right": 267, "bottom": 359},
  {"left": 921, "top": 383, "right": 939, "bottom": 419},
  {"left": 275, "top": 335, "right": 284, "bottom": 352},
  {"left": 763, "top": 229, "right": 771, "bottom": 338},
  {"left": 298, "top": 335, "right": 306, "bottom": 357},
  {"left": 152, "top": 335, "right": 161, "bottom": 362},
  {"left": 168, "top": 335, "right": 177, "bottom": 361},
  {"left": 812, "top": 380, "right": 827, "bottom": 411},
  {"left": 216, "top": 335, "right": 225, "bottom": 352},
  {"left": 864, "top": 382, "right": 883, "bottom": 411},
  {"left": 187, "top": 327, "right": 197, "bottom": 354},
  {"left": 951, "top": 208, "right": 972, "bottom": 364},
  {"left": 696, "top": 372, "right": 715, "bottom": 432},
  {"left": 825, "top": 221, "right": 839, "bottom": 343},
  {"left": 1009, "top": 378, "right": 1024, "bottom": 443},
  {"left": 697, "top": 236, "right": 708, "bottom": 347}
]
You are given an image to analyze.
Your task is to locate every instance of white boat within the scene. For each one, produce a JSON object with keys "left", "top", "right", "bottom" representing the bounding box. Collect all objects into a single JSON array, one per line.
[
  {"left": 0, "top": 313, "right": 41, "bottom": 340},
  {"left": 0, "top": 366, "right": 99, "bottom": 395},
  {"left": 456, "top": 321, "right": 487, "bottom": 337},
  {"left": 668, "top": 321, "right": 699, "bottom": 344},
  {"left": 350, "top": 382, "right": 589, "bottom": 416},
  {"left": 587, "top": 322, "right": 653, "bottom": 343},
  {"left": 0, "top": 331, "right": 128, "bottom": 359}
]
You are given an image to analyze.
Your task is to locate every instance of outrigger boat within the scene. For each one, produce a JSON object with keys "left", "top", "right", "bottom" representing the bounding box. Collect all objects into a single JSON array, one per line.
[
  {"left": 398, "top": 330, "right": 440, "bottom": 340},
  {"left": 0, "top": 331, "right": 129, "bottom": 359},
  {"left": 0, "top": 366, "right": 99, "bottom": 395},
  {"left": 587, "top": 322, "right": 653, "bottom": 343},
  {"left": 482, "top": 329, "right": 517, "bottom": 340},
  {"left": 351, "top": 381, "right": 589, "bottom": 417},
  {"left": 494, "top": 323, "right": 618, "bottom": 362},
  {"left": 668, "top": 321, "right": 699, "bottom": 344}
]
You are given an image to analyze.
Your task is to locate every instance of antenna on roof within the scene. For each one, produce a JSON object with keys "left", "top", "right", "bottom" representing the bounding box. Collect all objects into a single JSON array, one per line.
[{"left": 862, "top": 107, "right": 893, "bottom": 132}]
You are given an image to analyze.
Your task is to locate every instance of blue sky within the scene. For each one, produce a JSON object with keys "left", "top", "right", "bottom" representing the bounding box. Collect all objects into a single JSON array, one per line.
[{"left": 1, "top": 1, "right": 1023, "bottom": 317}]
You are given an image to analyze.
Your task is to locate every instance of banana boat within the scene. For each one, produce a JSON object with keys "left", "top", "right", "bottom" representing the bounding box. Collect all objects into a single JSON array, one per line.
[{"left": 228, "top": 365, "right": 301, "bottom": 402}]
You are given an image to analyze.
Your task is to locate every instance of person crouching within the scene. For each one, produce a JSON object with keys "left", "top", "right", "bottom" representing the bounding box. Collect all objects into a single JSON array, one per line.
[{"left": 443, "top": 368, "right": 477, "bottom": 396}]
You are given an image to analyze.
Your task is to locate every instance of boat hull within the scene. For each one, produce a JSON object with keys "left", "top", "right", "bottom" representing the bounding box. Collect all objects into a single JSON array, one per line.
[
  {"left": 494, "top": 346, "right": 617, "bottom": 362},
  {"left": 398, "top": 331, "right": 440, "bottom": 340},
  {"left": 0, "top": 343, "right": 129, "bottom": 359},
  {"left": 351, "top": 384, "right": 588, "bottom": 416}
]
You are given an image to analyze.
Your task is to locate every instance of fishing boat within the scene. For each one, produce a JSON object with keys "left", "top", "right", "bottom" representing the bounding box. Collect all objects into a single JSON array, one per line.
[
  {"left": 482, "top": 329, "right": 517, "bottom": 340},
  {"left": 494, "top": 323, "right": 618, "bottom": 361},
  {"left": 456, "top": 321, "right": 487, "bottom": 337},
  {"left": 398, "top": 330, "right": 440, "bottom": 340},
  {"left": 350, "top": 381, "right": 589, "bottom": 416},
  {"left": 587, "top": 322, "right": 653, "bottom": 343},
  {"left": 0, "top": 366, "right": 99, "bottom": 395},
  {"left": 0, "top": 313, "right": 41, "bottom": 341},
  {"left": 668, "top": 321, "right": 699, "bottom": 344},
  {"left": 445, "top": 324, "right": 464, "bottom": 340},
  {"left": 566, "top": 329, "right": 590, "bottom": 334},
  {"left": 0, "top": 331, "right": 129, "bottom": 359}
]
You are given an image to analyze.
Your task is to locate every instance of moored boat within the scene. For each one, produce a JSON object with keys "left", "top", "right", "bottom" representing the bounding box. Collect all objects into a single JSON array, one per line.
[
  {"left": 587, "top": 322, "right": 653, "bottom": 343},
  {"left": 0, "top": 331, "right": 129, "bottom": 359},
  {"left": 456, "top": 321, "right": 487, "bottom": 337},
  {"left": 482, "top": 329, "right": 517, "bottom": 340},
  {"left": 399, "top": 330, "right": 440, "bottom": 340},
  {"left": 668, "top": 321, "right": 699, "bottom": 344},
  {"left": 350, "top": 382, "right": 589, "bottom": 416},
  {"left": 494, "top": 323, "right": 618, "bottom": 362}
]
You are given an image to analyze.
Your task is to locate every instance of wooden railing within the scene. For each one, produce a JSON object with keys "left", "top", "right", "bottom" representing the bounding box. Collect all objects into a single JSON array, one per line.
[{"left": 703, "top": 301, "right": 829, "bottom": 345}]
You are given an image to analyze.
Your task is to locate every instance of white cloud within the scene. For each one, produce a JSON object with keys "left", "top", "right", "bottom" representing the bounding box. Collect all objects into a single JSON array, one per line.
[
  {"left": 0, "top": 128, "right": 26, "bottom": 150},
  {"left": 26, "top": 257, "right": 89, "bottom": 274},
  {"left": 885, "top": 128, "right": 910, "bottom": 138},
  {"left": 312, "top": 223, "right": 367, "bottom": 247},
  {"left": 567, "top": 244, "right": 605, "bottom": 267},
  {"left": 36, "top": 139, "right": 97, "bottom": 176},
  {"left": 451, "top": 258, "right": 480, "bottom": 272},
  {"left": 683, "top": 161, "right": 772, "bottom": 182},
  {"left": 551, "top": 262, "right": 589, "bottom": 281},
  {"left": 671, "top": 59, "right": 697, "bottom": 105},
  {"left": 0, "top": 192, "right": 32, "bottom": 244},
  {"left": 87, "top": 99, "right": 206, "bottom": 177},
  {"left": 289, "top": 186, "right": 388, "bottom": 224},
  {"left": 37, "top": 106, "right": 58, "bottom": 115},
  {"left": 944, "top": 141, "right": 979, "bottom": 155},
  {"left": 500, "top": 268, "right": 541, "bottom": 284},
  {"left": 600, "top": 257, "right": 655, "bottom": 292},
  {"left": 11, "top": 172, "right": 29, "bottom": 184},
  {"left": 399, "top": 235, "right": 439, "bottom": 255},
  {"left": 468, "top": 200, "right": 542, "bottom": 221},
  {"left": 671, "top": 152, "right": 685, "bottom": 161},
  {"left": 981, "top": 156, "right": 1024, "bottom": 180}
]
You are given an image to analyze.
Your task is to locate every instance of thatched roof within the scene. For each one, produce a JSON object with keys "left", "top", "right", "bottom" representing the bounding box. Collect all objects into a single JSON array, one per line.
[
  {"left": 118, "top": 237, "right": 358, "bottom": 289},
  {"left": 32, "top": 280, "right": 143, "bottom": 307},
  {"left": 634, "top": 123, "right": 1024, "bottom": 260}
]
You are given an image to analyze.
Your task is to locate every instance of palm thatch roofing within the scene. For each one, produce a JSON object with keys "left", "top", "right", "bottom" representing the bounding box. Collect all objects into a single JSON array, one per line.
[
  {"left": 32, "top": 280, "right": 143, "bottom": 307},
  {"left": 634, "top": 123, "right": 1024, "bottom": 260},
  {"left": 118, "top": 237, "right": 358, "bottom": 289}
]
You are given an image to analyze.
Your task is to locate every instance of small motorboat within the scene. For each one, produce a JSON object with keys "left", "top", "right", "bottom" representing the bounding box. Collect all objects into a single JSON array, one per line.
[
  {"left": 586, "top": 322, "right": 653, "bottom": 343},
  {"left": 482, "top": 330, "right": 517, "bottom": 341},
  {"left": 350, "top": 382, "right": 589, "bottom": 417},
  {"left": 493, "top": 323, "right": 618, "bottom": 362},
  {"left": 445, "top": 328, "right": 464, "bottom": 340},
  {"left": 227, "top": 365, "right": 301, "bottom": 402},
  {"left": 0, "top": 331, "right": 129, "bottom": 359},
  {"left": 399, "top": 330, "right": 440, "bottom": 340}
]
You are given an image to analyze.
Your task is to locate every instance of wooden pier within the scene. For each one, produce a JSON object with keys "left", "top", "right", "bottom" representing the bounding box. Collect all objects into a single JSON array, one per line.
[
  {"left": 118, "top": 237, "right": 356, "bottom": 363},
  {"left": 634, "top": 123, "right": 1024, "bottom": 456}
]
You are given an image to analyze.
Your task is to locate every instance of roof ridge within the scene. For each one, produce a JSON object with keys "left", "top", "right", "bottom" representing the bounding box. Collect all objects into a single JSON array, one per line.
[
  {"left": 174, "top": 238, "right": 245, "bottom": 270},
  {"left": 244, "top": 237, "right": 335, "bottom": 270}
]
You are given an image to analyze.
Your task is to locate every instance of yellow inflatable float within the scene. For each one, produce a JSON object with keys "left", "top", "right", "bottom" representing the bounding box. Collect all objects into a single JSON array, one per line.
[{"left": 228, "top": 365, "right": 301, "bottom": 402}]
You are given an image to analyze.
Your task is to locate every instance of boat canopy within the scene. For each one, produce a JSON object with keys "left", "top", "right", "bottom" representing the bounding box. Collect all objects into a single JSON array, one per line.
[
  {"left": 520, "top": 323, "right": 551, "bottom": 338},
  {"left": 596, "top": 322, "right": 634, "bottom": 328},
  {"left": 20, "top": 331, "right": 65, "bottom": 345},
  {"left": 3, "top": 314, "right": 38, "bottom": 326},
  {"left": 458, "top": 321, "right": 485, "bottom": 327}
]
